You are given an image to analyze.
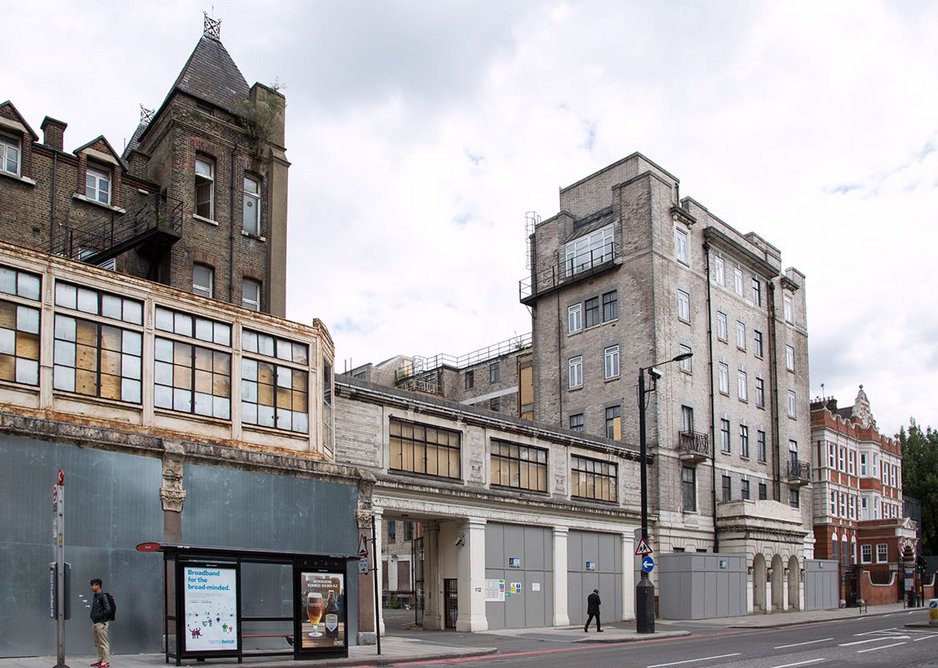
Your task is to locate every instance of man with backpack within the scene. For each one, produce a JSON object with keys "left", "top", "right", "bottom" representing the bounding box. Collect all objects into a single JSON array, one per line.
[{"left": 89, "top": 578, "right": 114, "bottom": 667}]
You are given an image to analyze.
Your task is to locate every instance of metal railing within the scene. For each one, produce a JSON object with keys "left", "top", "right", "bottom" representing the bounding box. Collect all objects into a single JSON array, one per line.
[
  {"left": 55, "top": 194, "right": 184, "bottom": 263},
  {"left": 394, "top": 333, "right": 532, "bottom": 384},
  {"left": 519, "top": 241, "right": 618, "bottom": 301},
  {"left": 678, "top": 431, "right": 711, "bottom": 458},
  {"left": 787, "top": 460, "right": 811, "bottom": 482}
]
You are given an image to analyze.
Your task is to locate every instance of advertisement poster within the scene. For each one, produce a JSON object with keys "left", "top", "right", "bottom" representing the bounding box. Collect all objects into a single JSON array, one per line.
[
  {"left": 300, "top": 571, "right": 345, "bottom": 649},
  {"left": 183, "top": 566, "right": 238, "bottom": 651}
]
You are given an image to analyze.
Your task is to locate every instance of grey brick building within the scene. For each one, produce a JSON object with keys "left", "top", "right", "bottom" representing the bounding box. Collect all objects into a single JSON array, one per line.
[
  {"left": 0, "top": 16, "right": 287, "bottom": 317},
  {"left": 522, "top": 153, "right": 813, "bottom": 611}
]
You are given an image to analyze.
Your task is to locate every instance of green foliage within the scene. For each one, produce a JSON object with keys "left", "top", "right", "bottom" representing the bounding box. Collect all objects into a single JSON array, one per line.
[
  {"left": 900, "top": 419, "right": 938, "bottom": 555},
  {"left": 238, "top": 78, "right": 286, "bottom": 148}
]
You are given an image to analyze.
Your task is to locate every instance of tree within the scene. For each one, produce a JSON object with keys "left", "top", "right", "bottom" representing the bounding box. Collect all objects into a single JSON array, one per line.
[{"left": 899, "top": 419, "right": 938, "bottom": 555}]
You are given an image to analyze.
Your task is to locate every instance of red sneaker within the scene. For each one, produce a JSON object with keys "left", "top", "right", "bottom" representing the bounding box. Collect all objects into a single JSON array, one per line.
[{"left": 90, "top": 662, "right": 101, "bottom": 666}]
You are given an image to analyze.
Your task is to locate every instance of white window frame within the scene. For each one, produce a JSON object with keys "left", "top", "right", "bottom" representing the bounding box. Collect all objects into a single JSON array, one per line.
[
  {"left": 677, "top": 289, "right": 690, "bottom": 323},
  {"left": 714, "top": 256, "right": 725, "bottom": 286},
  {"left": 875, "top": 543, "right": 888, "bottom": 564},
  {"left": 568, "top": 355, "right": 583, "bottom": 389},
  {"left": 861, "top": 544, "right": 872, "bottom": 564},
  {"left": 675, "top": 227, "right": 689, "bottom": 264},
  {"left": 195, "top": 157, "right": 215, "bottom": 220},
  {"left": 568, "top": 303, "right": 582, "bottom": 333},
  {"left": 736, "top": 320, "right": 746, "bottom": 350},
  {"left": 828, "top": 443, "right": 836, "bottom": 468},
  {"left": 679, "top": 344, "right": 692, "bottom": 373},
  {"left": 733, "top": 266, "right": 744, "bottom": 295},
  {"left": 785, "top": 344, "right": 795, "bottom": 371},
  {"left": 243, "top": 175, "right": 261, "bottom": 235},
  {"left": 718, "top": 362, "right": 729, "bottom": 394},
  {"left": 603, "top": 345, "right": 620, "bottom": 380},
  {"left": 85, "top": 165, "right": 111, "bottom": 204},
  {"left": 737, "top": 370, "right": 747, "bottom": 401},
  {"left": 829, "top": 491, "right": 836, "bottom": 516},
  {"left": 192, "top": 264, "right": 214, "bottom": 299},
  {"left": 848, "top": 451, "right": 855, "bottom": 475},
  {"left": 787, "top": 390, "right": 797, "bottom": 418},
  {"left": 0, "top": 132, "right": 21, "bottom": 177},
  {"left": 839, "top": 447, "right": 846, "bottom": 472},
  {"left": 716, "top": 311, "right": 727, "bottom": 341},
  {"left": 564, "top": 224, "right": 614, "bottom": 276},
  {"left": 860, "top": 452, "right": 867, "bottom": 476},
  {"left": 784, "top": 294, "right": 793, "bottom": 323},
  {"left": 242, "top": 278, "right": 261, "bottom": 311}
]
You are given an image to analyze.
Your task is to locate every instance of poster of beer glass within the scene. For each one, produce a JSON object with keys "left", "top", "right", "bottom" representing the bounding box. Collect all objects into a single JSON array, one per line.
[
  {"left": 300, "top": 571, "right": 344, "bottom": 648},
  {"left": 182, "top": 566, "right": 238, "bottom": 651}
]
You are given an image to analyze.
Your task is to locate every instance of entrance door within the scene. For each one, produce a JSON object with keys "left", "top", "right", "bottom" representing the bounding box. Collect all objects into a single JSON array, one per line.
[
  {"left": 412, "top": 536, "right": 424, "bottom": 626},
  {"left": 444, "top": 578, "right": 458, "bottom": 629}
]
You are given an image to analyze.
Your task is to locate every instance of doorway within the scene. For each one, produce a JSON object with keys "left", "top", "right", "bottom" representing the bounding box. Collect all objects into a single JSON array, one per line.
[{"left": 444, "top": 578, "right": 458, "bottom": 629}]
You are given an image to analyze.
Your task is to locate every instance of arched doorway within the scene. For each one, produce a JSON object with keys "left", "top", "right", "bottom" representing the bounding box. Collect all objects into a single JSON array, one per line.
[
  {"left": 771, "top": 554, "right": 784, "bottom": 611},
  {"left": 787, "top": 555, "right": 800, "bottom": 611},
  {"left": 753, "top": 553, "right": 767, "bottom": 612}
]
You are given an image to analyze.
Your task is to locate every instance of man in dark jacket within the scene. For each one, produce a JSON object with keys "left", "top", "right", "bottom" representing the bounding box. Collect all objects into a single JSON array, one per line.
[
  {"left": 584, "top": 588, "right": 602, "bottom": 632},
  {"left": 89, "top": 578, "right": 112, "bottom": 667}
]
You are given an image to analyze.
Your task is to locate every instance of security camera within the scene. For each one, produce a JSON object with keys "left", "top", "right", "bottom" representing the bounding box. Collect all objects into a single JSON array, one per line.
[
  {"left": 649, "top": 367, "right": 663, "bottom": 381},
  {"left": 455, "top": 533, "right": 465, "bottom": 548}
]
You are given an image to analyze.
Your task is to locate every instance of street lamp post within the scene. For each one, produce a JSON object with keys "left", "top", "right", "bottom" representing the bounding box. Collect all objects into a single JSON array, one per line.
[{"left": 636, "top": 351, "right": 692, "bottom": 634}]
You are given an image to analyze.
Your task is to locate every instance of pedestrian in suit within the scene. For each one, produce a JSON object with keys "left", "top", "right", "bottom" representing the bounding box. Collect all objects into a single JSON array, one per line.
[{"left": 584, "top": 588, "right": 602, "bottom": 632}]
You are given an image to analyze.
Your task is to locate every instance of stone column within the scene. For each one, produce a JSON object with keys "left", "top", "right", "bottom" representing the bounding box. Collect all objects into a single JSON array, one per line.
[
  {"left": 422, "top": 522, "right": 443, "bottom": 630},
  {"left": 373, "top": 508, "right": 385, "bottom": 635},
  {"left": 160, "top": 445, "right": 186, "bottom": 544},
  {"left": 456, "top": 517, "right": 488, "bottom": 632},
  {"left": 552, "top": 526, "right": 569, "bottom": 626},
  {"left": 621, "top": 532, "right": 636, "bottom": 621}
]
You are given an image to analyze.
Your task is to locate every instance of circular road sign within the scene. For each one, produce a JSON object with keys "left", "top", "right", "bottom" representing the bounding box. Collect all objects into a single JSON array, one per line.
[{"left": 642, "top": 555, "right": 655, "bottom": 573}]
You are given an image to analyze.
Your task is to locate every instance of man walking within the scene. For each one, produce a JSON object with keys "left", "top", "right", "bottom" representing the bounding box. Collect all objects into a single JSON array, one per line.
[
  {"left": 584, "top": 588, "right": 602, "bottom": 632},
  {"left": 89, "top": 578, "right": 112, "bottom": 667}
]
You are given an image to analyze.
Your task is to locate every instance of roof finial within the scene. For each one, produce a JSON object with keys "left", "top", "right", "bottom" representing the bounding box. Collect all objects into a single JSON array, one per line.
[
  {"left": 139, "top": 104, "right": 155, "bottom": 126},
  {"left": 203, "top": 11, "right": 221, "bottom": 41}
]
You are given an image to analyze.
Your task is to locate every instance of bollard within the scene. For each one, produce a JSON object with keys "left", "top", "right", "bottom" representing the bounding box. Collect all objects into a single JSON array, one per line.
[{"left": 929, "top": 599, "right": 938, "bottom": 626}]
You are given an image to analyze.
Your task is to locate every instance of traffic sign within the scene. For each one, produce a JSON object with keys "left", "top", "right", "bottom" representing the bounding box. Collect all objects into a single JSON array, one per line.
[
  {"left": 642, "top": 556, "right": 655, "bottom": 573},
  {"left": 358, "top": 557, "right": 369, "bottom": 574},
  {"left": 635, "top": 537, "right": 653, "bottom": 556}
]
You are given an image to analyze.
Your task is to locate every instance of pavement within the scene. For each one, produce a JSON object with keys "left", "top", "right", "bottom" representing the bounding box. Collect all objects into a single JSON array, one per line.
[{"left": 3, "top": 603, "right": 932, "bottom": 668}]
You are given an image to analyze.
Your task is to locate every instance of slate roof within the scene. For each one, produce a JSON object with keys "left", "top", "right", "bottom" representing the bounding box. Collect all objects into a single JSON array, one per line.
[{"left": 171, "top": 35, "right": 250, "bottom": 115}]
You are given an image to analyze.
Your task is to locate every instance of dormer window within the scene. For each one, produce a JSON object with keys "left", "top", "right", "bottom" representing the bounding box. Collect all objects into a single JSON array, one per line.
[
  {"left": 0, "top": 133, "right": 21, "bottom": 177},
  {"left": 195, "top": 157, "right": 215, "bottom": 220},
  {"left": 85, "top": 164, "right": 111, "bottom": 204}
]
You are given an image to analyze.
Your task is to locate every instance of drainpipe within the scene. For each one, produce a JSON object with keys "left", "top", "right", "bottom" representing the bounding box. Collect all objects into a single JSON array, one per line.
[
  {"left": 555, "top": 266, "right": 563, "bottom": 428},
  {"left": 767, "top": 281, "right": 781, "bottom": 501},
  {"left": 229, "top": 144, "right": 237, "bottom": 304},
  {"left": 49, "top": 151, "right": 58, "bottom": 253},
  {"left": 703, "top": 240, "right": 719, "bottom": 553}
]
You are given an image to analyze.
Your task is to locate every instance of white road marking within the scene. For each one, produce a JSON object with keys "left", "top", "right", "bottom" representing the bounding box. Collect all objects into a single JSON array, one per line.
[
  {"left": 770, "top": 659, "right": 826, "bottom": 668},
  {"left": 840, "top": 635, "right": 909, "bottom": 646},
  {"left": 856, "top": 641, "right": 907, "bottom": 653},
  {"left": 913, "top": 634, "right": 938, "bottom": 641},
  {"left": 852, "top": 627, "right": 901, "bottom": 636},
  {"left": 773, "top": 638, "right": 833, "bottom": 649},
  {"left": 647, "top": 654, "right": 741, "bottom": 668}
]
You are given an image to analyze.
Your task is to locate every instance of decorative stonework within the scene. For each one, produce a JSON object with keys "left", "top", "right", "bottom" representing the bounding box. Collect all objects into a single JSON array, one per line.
[
  {"left": 851, "top": 385, "right": 876, "bottom": 429},
  {"left": 160, "top": 456, "right": 186, "bottom": 512}
]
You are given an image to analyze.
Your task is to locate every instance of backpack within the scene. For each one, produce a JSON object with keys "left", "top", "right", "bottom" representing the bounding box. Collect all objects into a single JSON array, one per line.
[{"left": 104, "top": 592, "right": 116, "bottom": 621}]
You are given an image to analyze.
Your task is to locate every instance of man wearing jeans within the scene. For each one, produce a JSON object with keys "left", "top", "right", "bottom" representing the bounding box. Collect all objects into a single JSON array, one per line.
[{"left": 89, "top": 578, "right": 112, "bottom": 668}]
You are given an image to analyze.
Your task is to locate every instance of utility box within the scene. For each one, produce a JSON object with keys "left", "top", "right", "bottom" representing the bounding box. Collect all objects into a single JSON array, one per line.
[{"left": 658, "top": 553, "right": 746, "bottom": 620}]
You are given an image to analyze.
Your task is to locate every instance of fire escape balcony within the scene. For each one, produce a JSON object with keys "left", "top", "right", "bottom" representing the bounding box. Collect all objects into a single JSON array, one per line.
[
  {"left": 519, "top": 242, "right": 620, "bottom": 304},
  {"left": 787, "top": 461, "right": 811, "bottom": 487},
  {"left": 678, "top": 431, "right": 710, "bottom": 464},
  {"left": 56, "top": 194, "right": 183, "bottom": 267}
]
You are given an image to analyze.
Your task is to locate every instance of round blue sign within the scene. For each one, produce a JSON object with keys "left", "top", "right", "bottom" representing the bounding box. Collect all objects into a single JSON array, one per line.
[{"left": 642, "top": 556, "right": 655, "bottom": 573}]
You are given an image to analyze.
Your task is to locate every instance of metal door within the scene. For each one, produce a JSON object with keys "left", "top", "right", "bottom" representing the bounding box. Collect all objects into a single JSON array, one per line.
[
  {"left": 444, "top": 578, "right": 458, "bottom": 629},
  {"left": 412, "top": 536, "right": 424, "bottom": 626}
]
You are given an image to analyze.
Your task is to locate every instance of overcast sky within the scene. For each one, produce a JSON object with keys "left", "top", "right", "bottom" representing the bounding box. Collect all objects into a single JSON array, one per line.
[{"left": 4, "top": 1, "right": 937, "bottom": 436}]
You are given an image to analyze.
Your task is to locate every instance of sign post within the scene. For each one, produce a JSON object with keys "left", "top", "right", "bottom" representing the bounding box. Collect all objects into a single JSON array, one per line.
[{"left": 53, "top": 468, "right": 69, "bottom": 668}]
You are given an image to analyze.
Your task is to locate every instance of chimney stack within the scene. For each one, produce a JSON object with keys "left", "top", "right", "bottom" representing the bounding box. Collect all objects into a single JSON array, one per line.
[{"left": 40, "top": 116, "right": 67, "bottom": 152}]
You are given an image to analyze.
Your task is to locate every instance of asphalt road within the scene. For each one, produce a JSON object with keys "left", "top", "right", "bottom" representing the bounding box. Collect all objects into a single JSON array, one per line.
[{"left": 382, "top": 609, "right": 938, "bottom": 667}]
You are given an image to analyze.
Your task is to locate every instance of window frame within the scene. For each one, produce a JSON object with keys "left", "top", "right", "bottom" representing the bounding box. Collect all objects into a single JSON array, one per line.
[
  {"left": 85, "top": 164, "right": 112, "bottom": 205},
  {"left": 242, "top": 174, "right": 262, "bottom": 236},
  {"left": 603, "top": 345, "right": 620, "bottom": 380},
  {"left": 682, "top": 466, "right": 696, "bottom": 512},
  {"left": 585, "top": 297, "right": 600, "bottom": 328},
  {"left": 569, "top": 413, "right": 584, "bottom": 432},
  {"left": 720, "top": 419, "right": 730, "bottom": 453},
  {"left": 753, "top": 330, "right": 764, "bottom": 358},
  {"left": 716, "top": 311, "right": 727, "bottom": 341},
  {"left": 875, "top": 543, "right": 888, "bottom": 564},
  {"left": 714, "top": 256, "right": 725, "bottom": 286},
  {"left": 783, "top": 294, "right": 793, "bottom": 323},
  {"left": 605, "top": 405, "right": 622, "bottom": 439},
  {"left": 736, "top": 320, "right": 746, "bottom": 350},
  {"left": 733, "top": 266, "right": 744, "bottom": 295},
  {"left": 568, "top": 355, "right": 583, "bottom": 389},
  {"left": 389, "top": 417, "right": 462, "bottom": 480},
  {"left": 737, "top": 369, "right": 748, "bottom": 402},
  {"left": 192, "top": 264, "right": 214, "bottom": 299},
  {"left": 755, "top": 377, "right": 765, "bottom": 408},
  {"left": 739, "top": 425, "right": 750, "bottom": 458},
  {"left": 721, "top": 474, "right": 732, "bottom": 502},
  {"left": 0, "top": 132, "right": 22, "bottom": 177},
  {"left": 718, "top": 362, "right": 729, "bottom": 394},
  {"left": 785, "top": 344, "right": 795, "bottom": 372},
  {"left": 567, "top": 303, "right": 582, "bottom": 333},
  {"left": 679, "top": 344, "right": 692, "bottom": 373},
  {"left": 195, "top": 156, "right": 216, "bottom": 220},
  {"left": 601, "top": 290, "right": 618, "bottom": 322},
  {"left": 677, "top": 289, "right": 690, "bottom": 323},
  {"left": 751, "top": 278, "right": 761, "bottom": 306},
  {"left": 788, "top": 390, "right": 797, "bottom": 418},
  {"left": 860, "top": 544, "right": 872, "bottom": 564},
  {"left": 564, "top": 224, "right": 614, "bottom": 276},
  {"left": 757, "top": 429, "right": 767, "bottom": 462},
  {"left": 675, "top": 227, "right": 689, "bottom": 264},
  {"left": 490, "top": 440, "right": 548, "bottom": 492},
  {"left": 571, "top": 454, "right": 618, "bottom": 503},
  {"left": 242, "top": 278, "right": 261, "bottom": 312}
]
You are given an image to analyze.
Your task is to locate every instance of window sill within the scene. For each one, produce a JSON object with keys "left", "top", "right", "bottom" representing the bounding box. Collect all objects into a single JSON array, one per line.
[
  {"left": 193, "top": 214, "right": 219, "bottom": 226},
  {"left": 72, "top": 193, "right": 126, "bottom": 214},
  {"left": 603, "top": 375, "right": 620, "bottom": 383},
  {"left": 0, "top": 170, "right": 37, "bottom": 186},
  {"left": 241, "top": 230, "right": 266, "bottom": 242},
  {"left": 720, "top": 450, "right": 732, "bottom": 456}
]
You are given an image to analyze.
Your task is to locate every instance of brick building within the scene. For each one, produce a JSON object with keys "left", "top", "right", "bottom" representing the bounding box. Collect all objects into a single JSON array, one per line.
[
  {"left": 810, "top": 386, "right": 917, "bottom": 604},
  {"left": 0, "top": 16, "right": 287, "bottom": 317},
  {"left": 521, "top": 153, "right": 813, "bottom": 611}
]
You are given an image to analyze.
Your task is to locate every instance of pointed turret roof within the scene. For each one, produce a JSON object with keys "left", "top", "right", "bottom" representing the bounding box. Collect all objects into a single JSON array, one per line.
[{"left": 171, "top": 31, "right": 250, "bottom": 115}]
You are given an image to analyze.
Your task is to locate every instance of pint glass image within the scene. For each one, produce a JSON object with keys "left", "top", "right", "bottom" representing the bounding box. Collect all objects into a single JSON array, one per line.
[{"left": 306, "top": 591, "right": 324, "bottom": 638}]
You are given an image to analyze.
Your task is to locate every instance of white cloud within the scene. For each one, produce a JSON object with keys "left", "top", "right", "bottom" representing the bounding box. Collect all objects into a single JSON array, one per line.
[{"left": 3, "top": 0, "right": 937, "bottom": 435}]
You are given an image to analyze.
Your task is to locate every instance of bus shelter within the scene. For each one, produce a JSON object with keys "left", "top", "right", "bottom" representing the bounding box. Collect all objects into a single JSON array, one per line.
[{"left": 138, "top": 543, "right": 355, "bottom": 663}]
